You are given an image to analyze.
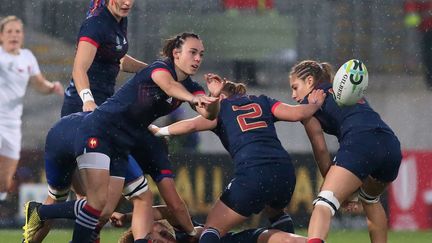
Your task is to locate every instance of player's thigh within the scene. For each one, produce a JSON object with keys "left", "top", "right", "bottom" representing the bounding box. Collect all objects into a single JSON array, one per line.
[
  {"left": 205, "top": 199, "right": 248, "bottom": 236},
  {"left": 320, "top": 165, "right": 363, "bottom": 203}
]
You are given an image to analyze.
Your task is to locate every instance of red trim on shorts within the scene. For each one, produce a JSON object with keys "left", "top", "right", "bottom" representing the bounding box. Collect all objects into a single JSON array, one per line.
[
  {"left": 79, "top": 37, "right": 100, "bottom": 48},
  {"left": 83, "top": 204, "right": 101, "bottom": 217},
  {"left": 271, "top": 101, "right": 282, "bottom": 114},
  {"left": 192, "top": 90, "right": 206, "bottom": 96},
  {"left": 151, "top": 68, "right": 171, "bottom": 76},
  {"left": 161, "top": 169, "right": 173, "bottom": 175}
]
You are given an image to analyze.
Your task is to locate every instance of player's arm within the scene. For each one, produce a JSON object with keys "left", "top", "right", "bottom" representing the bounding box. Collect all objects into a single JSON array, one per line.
[
  {"left": 72, "top": 41, "right": 98, "bottom": 112},
  {"left": 29, "top": 74, "right": 64, "bottom": 96},
  {"left": 120, "top": 54, "right": 147, "bottom": 73},
  {"left": 273, "top": 89, "right": 326, "bottom": 122},
  {"left": 152, "top": 70, "right": 218, "bottom": 118},
  {"left": 303, "top": 116, "right": 332, "bottom": 177},
  {"left": 193, "top": 73, "right": 225, "bottom": 120},
  {"left": 150, "top": 115, "right": 217, "bottom": 137}
]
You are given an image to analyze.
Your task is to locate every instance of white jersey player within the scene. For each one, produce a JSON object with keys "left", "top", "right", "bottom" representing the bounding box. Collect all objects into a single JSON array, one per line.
[{"left": 0, "top": 16, "right": 63, "bottom": 201}]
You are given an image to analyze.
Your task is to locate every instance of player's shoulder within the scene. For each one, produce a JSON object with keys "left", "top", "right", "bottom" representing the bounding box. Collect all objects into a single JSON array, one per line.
[{"left": 19, "top": 49, "right": 36, "bottom": 59}]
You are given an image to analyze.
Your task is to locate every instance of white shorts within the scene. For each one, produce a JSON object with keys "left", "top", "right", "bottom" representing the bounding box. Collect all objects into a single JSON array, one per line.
[{"left": 0, "top": 125, "right": 21, "bottom": 160}]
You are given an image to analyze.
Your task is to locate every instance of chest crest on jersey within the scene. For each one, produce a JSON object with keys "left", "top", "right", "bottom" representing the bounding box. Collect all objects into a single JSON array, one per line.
[{"left": 115, "top": 35, "right": 126, "bottom": 52}]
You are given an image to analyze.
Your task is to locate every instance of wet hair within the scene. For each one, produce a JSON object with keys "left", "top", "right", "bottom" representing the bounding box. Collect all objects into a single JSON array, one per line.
[
  {"left": 289, "top": 60, "right": 334, "bottom": 86},
  {"left": 0, "top": 15, "right": 23, "bottom": 33},
  {"left": 221, "top": 80, "right": 247, "bottom": 97},
  {"left": 161, "top": 32, "right": 201, "bottom": 60}
]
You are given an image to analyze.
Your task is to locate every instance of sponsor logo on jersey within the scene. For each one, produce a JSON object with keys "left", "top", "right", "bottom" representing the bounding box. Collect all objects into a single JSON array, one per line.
[
  {"left": 87, "top": 137, "right": 99, "bottom": 149},
  {"left": 115, "top": 35, "right": 123, "bottom": 51}
]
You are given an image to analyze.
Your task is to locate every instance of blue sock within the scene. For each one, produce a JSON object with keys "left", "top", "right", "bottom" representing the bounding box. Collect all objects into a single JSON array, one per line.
[
  {"left": 71, "top": 203, "right": 101, "bottom": 243},
  {"left": 199, "top": 228, "right": 220, "bottom": 243},
  {"left": 39, "top": 199, "right": 86, "bottom": 220}
]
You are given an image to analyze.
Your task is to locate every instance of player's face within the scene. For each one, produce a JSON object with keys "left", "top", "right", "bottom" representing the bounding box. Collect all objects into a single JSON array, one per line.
[
  {"left": 173, "top": 37, "right": 204, "bottom": 76},
  {"left": 0, "top": 21, "right": 24, "bottom": 54},
  {"left": 108, "top": 0, "right": 134, "bottom": 19},
  {"left": 289, "top": 75, "right": 315, "bottom": 103}
]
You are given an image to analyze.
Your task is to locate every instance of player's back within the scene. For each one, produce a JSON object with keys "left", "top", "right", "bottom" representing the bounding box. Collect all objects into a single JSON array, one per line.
[{"left": 214, "top": 94, "right": 290, "bottom": 170}]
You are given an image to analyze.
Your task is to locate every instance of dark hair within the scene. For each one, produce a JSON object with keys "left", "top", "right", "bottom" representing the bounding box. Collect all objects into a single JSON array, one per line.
[
  {"left": 161, "top": 32, "right": 201, "bottom": 60},
  {"left": 289, "top": 60, "right": 334, "bottom": 86},
  {"left": 221, "top": 80, "right": 247, "bottom": 97}
]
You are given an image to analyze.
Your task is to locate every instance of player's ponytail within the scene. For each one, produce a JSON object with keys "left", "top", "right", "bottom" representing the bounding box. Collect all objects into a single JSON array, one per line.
[
  {"left": 290, "top": 60, "right": 334, "bottom": 86},
  {"left": 320, "top": 62, "right": 334, "bottom": 84},
  {"left": 161, "top": 32, "right": 200, "bottom": 60},
  {"left": 221, "top": 81, "right": 247, "bottom": 97}
]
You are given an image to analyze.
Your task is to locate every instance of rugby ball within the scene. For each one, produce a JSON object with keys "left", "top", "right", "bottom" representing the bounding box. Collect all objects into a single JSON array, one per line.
[{"left": 332, "top": 59, "right": 368, "bottom": 106}]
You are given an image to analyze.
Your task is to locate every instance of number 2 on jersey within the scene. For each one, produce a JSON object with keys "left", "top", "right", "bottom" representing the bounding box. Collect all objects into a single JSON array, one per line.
[{"left": 232, "top": 103, "right": 268, "bottom": 132}]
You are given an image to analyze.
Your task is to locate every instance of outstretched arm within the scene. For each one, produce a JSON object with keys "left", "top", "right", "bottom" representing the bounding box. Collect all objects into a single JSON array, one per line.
[
  {"left": 303, "top": 116, "right": 332, "bottom": 177},
  {"left": 29, "top": 74, "right": 64, "bottom": 96},
  {"left": 152, "top": 70, "right": 218, "bottom": 113},
  {"left": 272, "top": 89, "right": 326, "bottom": 122},
  {"left": 149, "top": 115, "right": 217, "bottom": 137}
]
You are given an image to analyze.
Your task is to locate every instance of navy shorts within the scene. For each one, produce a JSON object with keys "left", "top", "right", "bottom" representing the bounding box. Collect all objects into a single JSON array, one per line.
[
  {"left": 46, "top": 113, "right": 142, "bottom": 190},
  {"left": 335, "top": 130, "right": 402, "bottom": 182},
  {"left": 131, "top": 133, "right": 174, "bottom": 182},
  {"left": 220, "top": 162, "right": 296, "bottom": 217}
]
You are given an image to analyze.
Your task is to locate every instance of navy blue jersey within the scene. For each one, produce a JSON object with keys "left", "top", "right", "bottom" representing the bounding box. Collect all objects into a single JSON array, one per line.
[
  {"left": 301, "top": 83, "right": 394, "bottom": 141},
  {"left": 63, "top": 6, "right": 128, "bottom": 110},
  {"left": 77, "top": 59, "right": 205, "bottom": 151},
  {"left": 213, "top": 94, "right": 290, "bottom": 170}
]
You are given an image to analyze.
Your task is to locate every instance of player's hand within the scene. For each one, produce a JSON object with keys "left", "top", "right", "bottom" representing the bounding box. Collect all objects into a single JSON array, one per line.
[
  {"left": 205, "top": 73, "right": 226, "bottom": 97},
  {"left": 110, "top": 212, "right": 127, "bottom": 227},
  {"left": 51, "top": 81, "right": 64, "bottom": 96},
  {"left": 341, "top": 201, "right": 364, "bottom": 214},
  {"left": 307, "top": 89, "right": 326, "bottom": 107},
  {"left": 190, "top": 95, "right": 218, "bottom": 108},
  {"left": 82, "top": 100, "right": 97, "bottom": 112}
]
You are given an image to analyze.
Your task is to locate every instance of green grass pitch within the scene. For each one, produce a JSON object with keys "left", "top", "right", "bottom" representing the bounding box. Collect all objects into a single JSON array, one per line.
[{"left": 2, "top": 229, "right": 432, "bottom": 243}]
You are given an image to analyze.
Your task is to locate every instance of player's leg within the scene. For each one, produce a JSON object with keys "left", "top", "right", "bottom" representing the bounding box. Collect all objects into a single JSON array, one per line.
[
  {"left": 129, "top": 189, "right": 154, "bottom": 242},
  {"left": 132, "top": 136, "right": 197, "bottom": 238},
  {"left": 0, "top": 155, "right": 18, "bottom": 200},
  {"left": 200, "top": 199, "right": 248, "bottom": 243},
  {"left": 157, "top": 178, "right": 196, "bottom": 234},
  {"left": 307, "top": 165, "right": 362, "bottom": 242},
  {"left": 73, "top": 152, "right": 110, "bottom": 243},
  {"left": 359, "top": 177, "right": 389, "bottom": 243}
]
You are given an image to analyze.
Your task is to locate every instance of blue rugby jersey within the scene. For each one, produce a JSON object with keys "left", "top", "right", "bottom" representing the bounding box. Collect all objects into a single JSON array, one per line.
[
  {"left": 82, "top": 59, "right": 205, "bottom": 150},
  {"left": 212, "top": 94, "right": 291, "bottom": 170},
  {"left": 63, "top": 6, "right": 128, "bottom": 107},
  {"left": 301, "top": 82, "right": 394, "bottom": 141}
]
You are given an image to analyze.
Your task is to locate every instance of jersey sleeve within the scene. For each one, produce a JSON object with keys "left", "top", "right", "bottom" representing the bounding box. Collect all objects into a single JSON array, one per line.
[
  {"left": 77, "top": 17, "right": 104, "bottom": 48},
  {"left": 149, "top": 61, "right": 172, "bottom": 77},
  {"left": 26, "top": 50, "right": 41, "bottom": 76},
  {"left": 261, "top": 95, "right": 282, "bottom": 116}
]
